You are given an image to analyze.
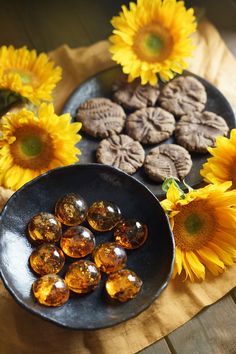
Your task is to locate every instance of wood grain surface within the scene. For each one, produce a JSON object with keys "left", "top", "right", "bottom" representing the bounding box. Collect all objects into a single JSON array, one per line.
[{"left": 0, "top": 0, "right": 235, "bottom": 353}]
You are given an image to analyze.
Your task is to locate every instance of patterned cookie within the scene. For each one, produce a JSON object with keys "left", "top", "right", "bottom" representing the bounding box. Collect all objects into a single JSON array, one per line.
[
  {"left": 144, "top": 144, "right": 192, "bottom": 182},
  {"left": 96, "top": 134, "right": 145, "bottom": 175},
  {"left": 175, "top": 111, "right": 229, "bottom": 153},
  {"left": 159, "top": 76, "right": 207, "bottom": 117},
  {"left": 113, "top": 81, "right": 160, "bottom": 111},
  {"left": 126, "top": 107, "right": 175, "bottom": 144},
  {"left": 77, "top": 98, "right": 126, "bottom": 138}
]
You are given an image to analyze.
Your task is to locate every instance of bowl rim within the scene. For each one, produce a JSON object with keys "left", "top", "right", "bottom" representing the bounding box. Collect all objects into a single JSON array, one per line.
[{"left": 0, "top": 163, "right": 175, "bottom": 330}]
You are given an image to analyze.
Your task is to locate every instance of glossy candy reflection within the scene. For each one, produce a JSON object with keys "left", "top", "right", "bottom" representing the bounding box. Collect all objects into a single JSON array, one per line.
[
  {"left": 30, "top": 244, "right": 65, "bottom": 275},
  {"left": 93, "top": 242, "right": 127, "bottom": 273},
  {"left": 87, "top": 201, "right": 122, "bottom": 231},
  {"left": 55, "top": 193, "right": 88, "bottom": 226},
  {"left": 32, "top": 274, "right": 70, "bottom": 307},
  {"left": 60, "top": 226, "right": 95, "bottom": 258},
  {"left": 114, "top": 219, "right": 148, "bottom": 249},
  {"left": 106, "top": 269, "right": 142, "bottom": 302},
  {"left": 28, "top": 212, "right": 62, "bottom": 244},
  {"left": 65, "top": 260, "right": 101, "bottom": 294}
]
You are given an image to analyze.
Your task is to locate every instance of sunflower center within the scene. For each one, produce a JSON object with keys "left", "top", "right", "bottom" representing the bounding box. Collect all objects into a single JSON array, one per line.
[
  {"left": 173, "top": 200, "right": 215, "bottom": 251},
  {"left": 184, "top": 214, "right": 203, "bottom": 234},
  {"left": 5, "top": 68, "right": 37, "bottom": 86},
  {"left": 10, "top": 126, "right": 54, "bottom": 169},
  {"left": 133, "top": 23, "right": 173, "bottom": 62},
  {"left": 21, "top": 136, "right": 43, "bottom": 157},
  {"left": 145, "top": 34, "right": 164, "bottom": 54}
]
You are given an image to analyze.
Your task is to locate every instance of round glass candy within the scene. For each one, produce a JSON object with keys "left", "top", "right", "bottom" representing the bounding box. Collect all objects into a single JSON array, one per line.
[
  {"left": 114, "top": 219, "right": 148, "bottom": 249},
  {"left": 87, "top": 201, "right": 122, "bottom": 231},
  {"left": 55, "top": 193, "right": 88, "bottom": 226},
  {"left": 106, "top": 269, "right": 143, "bottom": 302},
  {"left": 32, "top": 274, "right": 70, "bottom": 307},
  {"left": 60, "top": 226, "right": 95, "bottom": 258},
  {"left": 30, "top": 244, "right": 65, "bottom": 275},
  {"left": 65, "top": 260, "right": 101, "bottom": 294},
  {"left": 93, "top": 242, "right": 127, "bottom": 274},
  {"left": 28, "top": 212, "right": 62, "bottom": 243}
]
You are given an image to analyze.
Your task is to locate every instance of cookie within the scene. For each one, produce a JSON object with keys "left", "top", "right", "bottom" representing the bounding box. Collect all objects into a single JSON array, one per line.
[
  {"left": 77, "top": 98, "right": 126, "bottom": 138},
  {"left": 96, "top": 134, "right": 145, "bottom": 175},
  {"left": 113, "top": 81, "right": 160, "bottom": 111},
  {"left": 144, "top": 144, "right": 192, "bottom": 182},
  {"left": 175, "top": 111, "right": 229, "bottom": 153},
  {"left": 159, "top": 76, "right": 207, "bottom": 117},
  {"left": 126, "top": 107, "right": 175, "bottom": 144}
]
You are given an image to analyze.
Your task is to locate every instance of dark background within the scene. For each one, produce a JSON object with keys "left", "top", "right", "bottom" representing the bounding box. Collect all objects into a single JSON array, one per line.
[{"left": 0, "top": 0, "right": 236, "bottom": 51}]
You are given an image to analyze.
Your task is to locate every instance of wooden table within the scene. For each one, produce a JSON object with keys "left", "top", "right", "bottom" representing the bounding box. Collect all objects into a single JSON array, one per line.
[{"left": 0, "top": 0, "right": 235, "bottom": 353}]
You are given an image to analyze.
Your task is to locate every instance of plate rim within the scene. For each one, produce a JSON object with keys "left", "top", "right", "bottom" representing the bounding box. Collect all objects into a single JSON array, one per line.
[{"left": 0, "top": 163, "right": 175, "bottom": 330}]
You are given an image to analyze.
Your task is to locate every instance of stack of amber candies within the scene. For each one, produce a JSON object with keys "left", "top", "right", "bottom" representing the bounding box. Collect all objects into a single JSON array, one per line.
[{"left": 27, "top": 193, "right": 148, "bottom": 307}]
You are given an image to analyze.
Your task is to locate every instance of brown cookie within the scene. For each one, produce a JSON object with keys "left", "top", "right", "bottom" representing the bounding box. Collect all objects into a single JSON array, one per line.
[
  {"left": 144, "top": 144, "right": 192, "bottom": 182},
  {"left": 126, "top": 107, "right": 175, "bottom": 144},
  {"left": 113, "top": 81, "right": 160, "bottom": 111},
  {"left": 77, "top": 98, "right": 126, "bottom": 138},
  {"left": 175, "top": 111, "right": 229, "bottom": 153},
  {"left": 96, "top": 134, "right": 145, "bottom": 175},
  {"left": 159, "top": 76, "right": 207, "bottom": 117}
]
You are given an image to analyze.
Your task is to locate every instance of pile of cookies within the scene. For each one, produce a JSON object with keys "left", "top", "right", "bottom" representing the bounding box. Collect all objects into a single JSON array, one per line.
[{"left": 76, "top": 75, "right": 229, "bottom": 183}]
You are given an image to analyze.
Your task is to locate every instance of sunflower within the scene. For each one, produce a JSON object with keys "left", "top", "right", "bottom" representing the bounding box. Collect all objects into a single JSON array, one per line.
[
  {"left": 161, "top": 182, "right": 236, "bottom": 282},
  {"left": 0, "top": 104, "right": 82, "bottom": 190},
  {"left": 0, "top": 46, "right": 61, "bottom": 105},
  {"left": 109, "top": 0, "right": 196, "bottom": 85},
  {"left": 201, "top": 129, "right": 236, "bottom": 189}
]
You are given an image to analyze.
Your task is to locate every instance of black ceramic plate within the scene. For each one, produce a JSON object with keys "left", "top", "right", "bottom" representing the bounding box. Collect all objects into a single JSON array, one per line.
[
  {"left": 0, "top": 164, "right": 174, "bottom": 330},
  {"left": 62, "top": 67, "right": 236, "bottom": 197}
]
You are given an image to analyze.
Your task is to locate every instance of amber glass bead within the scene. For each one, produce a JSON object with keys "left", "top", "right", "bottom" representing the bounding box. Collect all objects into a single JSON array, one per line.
[
  {"left": 65, "top": 260, "right": 101, "bottom": 294},
  {"left": 93, "top": 242, "right": 127, "bottom": 274},
  {"left": 87, "top": 201, "right": 122, "bottom": 231},
  {"left": 28, "top": 212, "right": 62, "bottom": 244},
  {"left": 106, "top": 269, "right": 142, "bottom": 302},
  {"left": 32, "top": 274, "right": 70, "bottom": 307},
  {"left": 114, "top": 219, "right": 148, "bottom": 249},
  {"left": 29, "top": 244, "right": 65, "bottom": 275},
  {"left": 55, "top": 193, "right": 88, "bottom": 226},
  {"left": 60, "top": 226, "right": 95, "bottom": 258}
]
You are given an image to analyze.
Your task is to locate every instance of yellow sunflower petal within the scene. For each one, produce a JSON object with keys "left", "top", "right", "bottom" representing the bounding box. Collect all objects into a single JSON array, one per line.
[
  {"left": 175, "top": 246, "right": 183, "bottom": 275},
  {"left": 197, "top": 247, "right": 225, "bottom": 269},
  {"left": 0, "top": 104, "right": 81, "bottom": 190},
  {"left": 109, "top": 0, "right": 196, "bottom": 84},
  {"left": 182, "top": 252, "right": 195, "bottom": 282},
  {"left": 166, "top": 182, "right": 181, "bottom": 203},
  {"left": 0, "top": 46, "right": 61, "bottom": 105},
  {"left": 209, "top": 242, "right": 234, "bottom": 266},
  {"left": 185, "top": 251, "right": 205, "bottom": 281},
  {"left": 201, "top": 131, "right": 236, "bottom": 188},
  {"left": 162, "top": 182, "right": 236, "bottom": 281}
]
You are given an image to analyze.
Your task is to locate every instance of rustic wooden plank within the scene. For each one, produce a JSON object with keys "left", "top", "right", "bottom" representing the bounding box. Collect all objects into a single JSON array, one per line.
[
  {"left": 13, "top": 0, "right": 92, "bottom": 51},
  {"left": 10, "top": 0, "right": 129, "bottom": 52},
  {"left": 167, "top": 294, "right": 236, "bottom": 354},
  {"left": 0, "top": 1, "right": 33, "bottom": 48},
  {"left": 139, "top": 338, "right": 172, "bottom": 354}
]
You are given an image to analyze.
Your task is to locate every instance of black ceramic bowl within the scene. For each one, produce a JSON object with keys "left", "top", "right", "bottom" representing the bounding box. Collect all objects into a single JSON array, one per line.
[
  {"left": 0, "top": 164, "right": 174, "bottom": 330},
  {"left": 62, "top": 67, "right": 236, "bottom": 197}
]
